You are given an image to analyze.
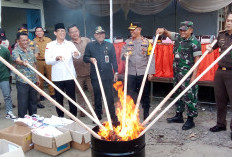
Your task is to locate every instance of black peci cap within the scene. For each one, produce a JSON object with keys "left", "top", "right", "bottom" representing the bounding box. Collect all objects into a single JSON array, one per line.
[{"left": 54, "top": 23, "right": 65, "bottom": 31}]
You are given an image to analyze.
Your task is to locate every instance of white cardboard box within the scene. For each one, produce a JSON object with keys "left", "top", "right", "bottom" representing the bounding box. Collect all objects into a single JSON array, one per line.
[
  {"left": 0, "top": 139, "right": 25, "bottom": 157},
  {"left": 60, "top": 123, "right": 93, "bottom": 151},
  {"left": 32, "top": 128, "right": 72, "bottom": 156}
]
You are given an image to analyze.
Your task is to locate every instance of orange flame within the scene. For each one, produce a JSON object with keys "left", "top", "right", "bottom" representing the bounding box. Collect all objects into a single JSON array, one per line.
[{"left": 98, "top": 81, "right": 144, "bottom": 141}]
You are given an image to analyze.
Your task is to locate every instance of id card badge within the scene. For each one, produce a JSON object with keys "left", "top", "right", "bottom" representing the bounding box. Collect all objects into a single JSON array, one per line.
[{"left": 105, "top": 55, "right": 109, "bottom": 63}]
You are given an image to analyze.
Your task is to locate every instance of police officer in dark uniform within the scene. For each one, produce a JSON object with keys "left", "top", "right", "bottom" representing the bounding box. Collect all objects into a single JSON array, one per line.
[
  {"left": 83, "top": 26, "right": 118, "bottom": 124},
  {"left": 209, "top": 13, "right": 232, "bottom": 140}
]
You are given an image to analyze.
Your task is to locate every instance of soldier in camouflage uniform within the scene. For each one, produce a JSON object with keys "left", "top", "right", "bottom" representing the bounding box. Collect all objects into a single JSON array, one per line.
[{"left": 156, "top": 21, "right": 202, "bottom": 130}]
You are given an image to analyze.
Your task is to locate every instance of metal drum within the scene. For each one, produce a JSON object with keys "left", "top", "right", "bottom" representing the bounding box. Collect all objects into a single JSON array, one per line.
[{"left": 91, "top": 126, "right": 146, "bottom": 157}]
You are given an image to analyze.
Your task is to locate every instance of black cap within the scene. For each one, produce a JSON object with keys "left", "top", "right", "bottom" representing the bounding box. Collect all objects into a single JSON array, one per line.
[
  {"left": 54, "top": 23, "right": 65, "bottom": 31},
  {"left": 0, "top": 28, "right": 6, "bottom": 40},
  {"left": 95, "top": 26, "right": 105, "bottom": 34},
  {"left": 128, "top": 22, "right": 142, "bottom": 30}
]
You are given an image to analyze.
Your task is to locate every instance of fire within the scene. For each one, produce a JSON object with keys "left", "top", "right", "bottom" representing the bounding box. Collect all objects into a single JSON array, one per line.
[{"left": 98, "top": 81, "right": 144, "bottom": 141}]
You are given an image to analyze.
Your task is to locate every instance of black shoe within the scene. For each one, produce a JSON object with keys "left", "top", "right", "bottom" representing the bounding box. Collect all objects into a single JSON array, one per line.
[
  {"left": 182, "top": 117, "right": 195, "bottom": 130},
  {"left": 209, "top": 125, "right": 226, "bottom": 132},
  {"left": 166, "top": 113, "right": 184, "bottom": 123},
  {"left": 40, "top": 96, "right": 45, "bottom": 101},
  {"left": 12, "top": 104, "right": 16, "bottom": 108},
  {"left": 37, "top": 103, "right": 45, "bottom": 108},
  {"left": 143, "top": 107, "right": 150, "bottom": 120}
]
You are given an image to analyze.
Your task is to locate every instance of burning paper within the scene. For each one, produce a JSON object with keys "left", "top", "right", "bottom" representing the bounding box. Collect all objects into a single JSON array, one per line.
[{"left": 98, "top": 81, "right": 144, "bottom": 141}]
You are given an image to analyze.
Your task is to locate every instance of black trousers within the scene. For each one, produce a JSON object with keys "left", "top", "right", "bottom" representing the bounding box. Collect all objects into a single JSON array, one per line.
[
  {"left": 214, "top": 69, "right": 232, "bottom": 130},
  {"left": 127, "top": 74, "right": 151, "bottom": 109},
  {"left": 16, "top": 81, "right": 38, "bottom": 118},
  {"left": 91, "top": 79, "right": 116, "bottom": 119},
  {"left": 54, "top": 80, "right": 77, "bottom": 117}
]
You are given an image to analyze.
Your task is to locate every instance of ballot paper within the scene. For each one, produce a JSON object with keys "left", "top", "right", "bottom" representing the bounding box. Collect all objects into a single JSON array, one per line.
[
  {"left": 32, "top": 126, "right": 63, "bottom": 137},
  {"left": 43, "top": 115, "right": 74, "bottom": 127}
]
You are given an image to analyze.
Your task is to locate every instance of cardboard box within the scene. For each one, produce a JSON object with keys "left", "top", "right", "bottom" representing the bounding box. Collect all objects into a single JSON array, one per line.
[
  {"left": 60, "top": 123, "right": 92, "bottom": 151},
  {"left": 0, "top": 125, "right": 33, "bottom": 152},
  {"left": 32, "top": 129, "right": 72, "bottom": 156},
  {"left": 0, "top": 139, "right": 25, "bottom": 157}
]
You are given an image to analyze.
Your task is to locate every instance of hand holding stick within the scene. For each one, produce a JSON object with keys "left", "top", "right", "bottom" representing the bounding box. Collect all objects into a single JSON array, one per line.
[
  {"left": 26, "top": 63, "right": 106, "bottom": 130},
  {"left": 0, "top": 56, "right": 101, "bottom": 139},
  {"left": 142, "top": 40, "right": 217, "bottom": 126}
]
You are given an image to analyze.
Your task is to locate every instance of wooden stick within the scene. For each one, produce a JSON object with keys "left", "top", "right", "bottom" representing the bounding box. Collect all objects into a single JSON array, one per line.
[
  {"left": 26, "top": 63, "right": 106, "bottom": 130},
  {"left": 122, "top": 54, "right": 129, "bottom": 130},
  {"left": 0, "top": 56, "right": 101, "bottom": 139},
  {"left": 142, "top": 40, "right": 218, "bottom": 126},
  {"left": 62, "top": 61, "right": 100, "bottom": 124},
  {"left": 139, "top": 43, "right": 232, "bottom": 137},
  {"left": 94, "top": 62, "right": 113, "bottom": 130},
  {"left": 134, "top": 34, "right": 159, "bottom": 115}
]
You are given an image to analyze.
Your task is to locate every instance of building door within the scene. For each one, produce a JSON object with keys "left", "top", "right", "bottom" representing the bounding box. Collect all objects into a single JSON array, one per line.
[{"left": 26, "top": 9, "right": 41, "bottom": 40}]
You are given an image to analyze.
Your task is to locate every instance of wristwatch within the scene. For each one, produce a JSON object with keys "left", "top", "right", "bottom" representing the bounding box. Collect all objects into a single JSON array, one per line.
[{"left": 115, "top": 72, "right": 118, "bottom": 75}]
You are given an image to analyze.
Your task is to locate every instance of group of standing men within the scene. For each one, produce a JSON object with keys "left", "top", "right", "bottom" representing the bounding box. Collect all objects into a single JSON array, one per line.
[
  {"left": 155, "top": 13, "right": 232, "bottom": 140},
  {"left": 0, "top": 12, "right": 232, "bottom": 141}
]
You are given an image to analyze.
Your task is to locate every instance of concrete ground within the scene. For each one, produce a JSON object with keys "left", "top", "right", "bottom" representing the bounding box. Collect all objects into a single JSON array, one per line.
[{"left": 0, "top": 84, "right": 232, "bottom": 157}]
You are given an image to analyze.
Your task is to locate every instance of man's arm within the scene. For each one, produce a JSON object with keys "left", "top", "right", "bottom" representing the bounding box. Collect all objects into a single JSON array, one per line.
[
  {"left": 190, "top": 40, "right": 202, "bottom": 83},
  {"left": 83, "top": 43, "right": 93, "bottom": 63},
  {"left": 45, "top": 43, "right": 59, "bottom": 65},
  {"left": 156, "top": 28, "right": 173, "bottom": 39},
  {"left": 12, "top": 50, "right": 27, "bottom": 66},
  {"left": 70, "top": 42, "right": 81, "bottom": 59},
  {"left": 206, "top": 39, "right": 219, "bottom": 53},
  {"left": 110, "top": 44, "right": 118, "bottom": 82},
  {"left": 190, "top": 56, "right": 200, "bottom": 83}
]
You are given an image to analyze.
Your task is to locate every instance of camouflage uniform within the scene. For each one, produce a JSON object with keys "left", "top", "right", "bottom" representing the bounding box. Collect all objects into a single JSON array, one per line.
[{"left": 170, "top": 32, "right": 202, "bottom": 117}]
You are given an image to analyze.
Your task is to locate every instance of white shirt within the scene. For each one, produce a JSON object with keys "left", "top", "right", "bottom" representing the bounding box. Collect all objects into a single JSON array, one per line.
[{"left": 45, "top": 39, "right": 81, "bottom": 81}]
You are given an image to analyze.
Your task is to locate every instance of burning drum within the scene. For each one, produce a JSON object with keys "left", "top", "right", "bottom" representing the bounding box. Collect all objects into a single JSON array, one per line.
[{"left": 91, "top": 126, "right": 145, "bottom": 157}]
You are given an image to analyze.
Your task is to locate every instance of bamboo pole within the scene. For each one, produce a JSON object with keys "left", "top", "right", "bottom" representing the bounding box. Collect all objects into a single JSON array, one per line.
[
  {"left": 134, "top": 34, "right": 159, "bottom": 115},
  {"left": 139, "top": 43, "right": 232, "bottom": 137},
  {"left": 142, "top": 40, "right": 217, "bottom": 126},
  {"left": 94, "top": 62, "right": 113, "bottom": 130},
  {"left": 26, "top": 63, "right": 106, "bottom": 130},
  {"left": 62, "top": 61, "right": 100, "bottom": 123},
  {"left": 0, "top": 56, "right": 101, "bottom": 139},
  {"left": 122, "top": 53, "right": 129, "bottom": 130}
]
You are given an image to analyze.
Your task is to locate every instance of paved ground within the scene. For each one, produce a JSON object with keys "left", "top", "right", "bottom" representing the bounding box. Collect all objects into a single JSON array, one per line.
[{"left": 0, "top": 84, "right": 232, "bottom": 157}]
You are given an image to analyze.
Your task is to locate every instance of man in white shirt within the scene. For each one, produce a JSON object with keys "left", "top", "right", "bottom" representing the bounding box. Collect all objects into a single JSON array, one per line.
[{"left": 45, "top": 23, "right": 81, "bottom": 117}]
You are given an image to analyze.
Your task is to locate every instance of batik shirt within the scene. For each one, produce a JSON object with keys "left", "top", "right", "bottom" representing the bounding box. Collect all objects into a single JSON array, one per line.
[{"left": 12, "top": 46, "right": 37, "bottom": 83}]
